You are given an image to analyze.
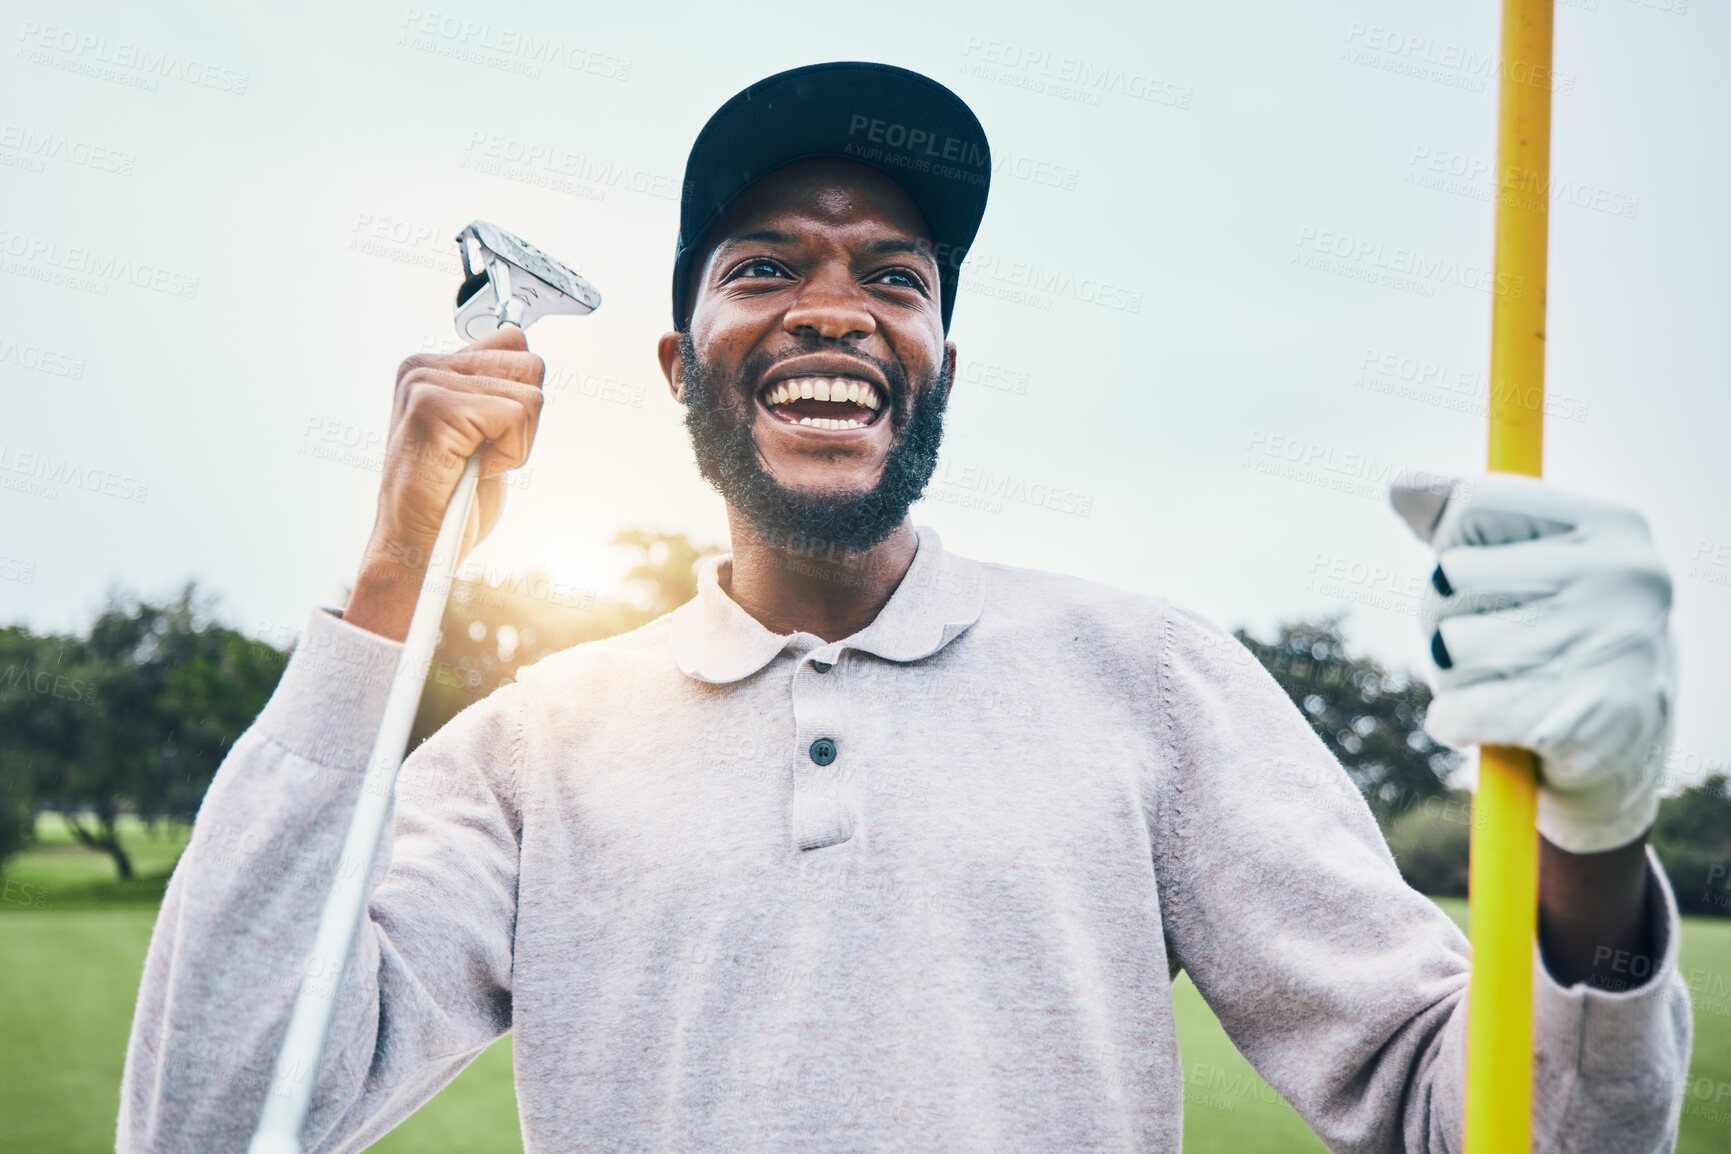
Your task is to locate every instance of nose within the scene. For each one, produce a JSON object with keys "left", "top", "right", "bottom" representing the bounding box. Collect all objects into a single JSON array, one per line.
[{"left": 782, "top": 267, "right": 876, "bottom": 342}]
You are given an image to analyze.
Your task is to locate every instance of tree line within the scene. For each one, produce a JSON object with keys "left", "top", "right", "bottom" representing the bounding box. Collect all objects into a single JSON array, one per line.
[
  {"left": 2, "top": 539, "right": 1726, "bottom": 915},
  {"left": 1233, "top": 617, "right": 1731, "bottom": 917},
  {"left": 0, "top": 530, "right": 710, "bottom": 880}
]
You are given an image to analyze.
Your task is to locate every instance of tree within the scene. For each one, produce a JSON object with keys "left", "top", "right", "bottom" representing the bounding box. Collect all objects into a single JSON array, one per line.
[
  {"left": 1239, "top": 619, "right": 1731, "bottom": 915},
  {"left": 1235, "top": 618, "right": 1461, "bottom": 827},
  {"left": 155, "top": 625, "right": 292, "bottom": 819},
  {"left": 612, "top": 528, "right": 719, "bottom": 617},
  {"left": 0, "top": 627, "right": 47, "bottom": 871},
  {"left": 0, "top": 624, "right": 87, "bottom": 875},
  {"left": 4, "top": 563, "right": 1723, "bottom": 917},
  {"left": 0, "top": 759, "right": 28, "bottom": 871},
  {"left": 1381, "top": 793, "right": 1474, "bottom": 898},
  {"left": 1650, "top": 774, "right": 1731, "bottom": 917},
  {"left": 408, "top": 531, "right": 720, "bottom": 746},
  {"left": 1235, "top": 618, "right": 1477, "bottom": 897},
  {"left": 6, "top": 585, "right": 286, "bottom": 879}
]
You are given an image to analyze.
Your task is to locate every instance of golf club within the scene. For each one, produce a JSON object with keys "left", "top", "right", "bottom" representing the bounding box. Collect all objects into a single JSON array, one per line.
[{"left": 246, "top": 222, "right": 600, "bottom": 1154}]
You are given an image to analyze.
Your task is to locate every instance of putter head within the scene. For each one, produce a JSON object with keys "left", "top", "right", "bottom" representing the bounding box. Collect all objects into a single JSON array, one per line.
[{"left": 454, "top": 220, "right": 601, "bottom": 340}]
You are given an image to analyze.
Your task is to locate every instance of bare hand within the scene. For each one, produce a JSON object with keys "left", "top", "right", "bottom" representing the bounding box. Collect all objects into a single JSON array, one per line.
[{"left": 345, "top": 326, "right": 545, "bottom": 641}]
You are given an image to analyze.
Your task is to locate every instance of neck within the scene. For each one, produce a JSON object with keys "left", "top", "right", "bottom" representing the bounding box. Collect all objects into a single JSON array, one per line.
[{"left": 720, "top": 512, "right": 919, "bottom": 643}]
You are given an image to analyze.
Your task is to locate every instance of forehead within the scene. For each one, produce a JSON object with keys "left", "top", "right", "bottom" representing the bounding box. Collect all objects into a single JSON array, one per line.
[{"left": 708, "top": 158, "right": 934, "bottom": 252}]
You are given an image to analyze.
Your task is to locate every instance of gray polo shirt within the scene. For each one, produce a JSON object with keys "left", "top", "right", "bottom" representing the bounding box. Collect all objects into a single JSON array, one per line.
[{"left": 119, "top": 525, "right": 1691, "bottom": 1153}]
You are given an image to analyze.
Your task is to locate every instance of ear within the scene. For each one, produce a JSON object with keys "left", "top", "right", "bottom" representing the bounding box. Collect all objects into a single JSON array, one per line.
[
  {"left": 657, "top": 331, "right": 686, "bottom": 403},
  {"left": 940, "top": 340, "right": 958, "bottom": 405}
]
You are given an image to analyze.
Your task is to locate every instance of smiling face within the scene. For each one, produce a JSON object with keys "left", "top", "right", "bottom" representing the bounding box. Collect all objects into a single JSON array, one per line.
[{"left": 659, "top": 158, "right": 958, "bottom": 552}]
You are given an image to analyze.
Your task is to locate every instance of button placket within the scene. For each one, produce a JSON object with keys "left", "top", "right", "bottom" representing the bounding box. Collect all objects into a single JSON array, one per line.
[{"left": 788, "top": 647, "right": 853, "bottom": 851}]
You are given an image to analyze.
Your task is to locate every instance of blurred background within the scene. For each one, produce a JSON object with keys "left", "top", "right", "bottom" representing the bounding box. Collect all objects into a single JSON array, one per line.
[{"left": 2, "top": 1, "right": 1727, "bottom": 1150}]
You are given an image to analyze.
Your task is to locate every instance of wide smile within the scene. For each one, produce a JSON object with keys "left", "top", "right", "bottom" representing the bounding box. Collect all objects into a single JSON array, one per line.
[{"left": 757, "top": 376, "right": 885, "bottom": 432}]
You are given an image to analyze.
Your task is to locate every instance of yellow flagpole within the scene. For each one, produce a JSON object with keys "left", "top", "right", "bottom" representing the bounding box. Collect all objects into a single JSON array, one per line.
[{"left": 1466, "top": 0, "right": 1551, "bottom": 1150}]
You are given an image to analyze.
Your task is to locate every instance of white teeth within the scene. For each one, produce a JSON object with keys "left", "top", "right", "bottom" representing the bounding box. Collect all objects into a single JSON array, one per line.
[
  {"left": 796, "top": 416, "right": 865, "bottom": 430},
  {"left": 765, "top": 377, "right": 882, "bottom": 415}
]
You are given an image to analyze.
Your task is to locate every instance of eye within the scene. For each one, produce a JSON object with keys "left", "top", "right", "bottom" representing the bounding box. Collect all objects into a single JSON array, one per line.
[
  {"left": 725, "top": 258, "right": 790, "bottom": 282},
  {"left": 870, "top": 266, "right": 929, "bottom": 293}
]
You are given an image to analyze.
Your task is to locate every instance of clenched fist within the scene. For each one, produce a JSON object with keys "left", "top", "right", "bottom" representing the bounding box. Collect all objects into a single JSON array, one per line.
[
  {"left": 345, "top": 325, "right": 546, "bottom": 642},
  {"left": 1391, "top": 472, "right": 1676, "bottom": 854}
]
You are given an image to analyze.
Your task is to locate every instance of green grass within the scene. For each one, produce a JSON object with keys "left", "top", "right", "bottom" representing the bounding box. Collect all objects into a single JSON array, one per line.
[
  {"left": 1, "top": 813, "right": 191, "bottom": 909},
  {"left": 3, "top": 822, "right": 1728, "bottom": 1152},
  {"left": 0, "top": 909, "right": 522, "bottom": 1154},
  {"left": 1174, "top": 972, "right": 1326, "bottom": 1152}
]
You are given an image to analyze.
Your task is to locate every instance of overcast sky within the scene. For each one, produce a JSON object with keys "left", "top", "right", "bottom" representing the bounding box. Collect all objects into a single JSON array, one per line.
[{"left": 3, "top": 0, "right": 1726, "bottom": 787}]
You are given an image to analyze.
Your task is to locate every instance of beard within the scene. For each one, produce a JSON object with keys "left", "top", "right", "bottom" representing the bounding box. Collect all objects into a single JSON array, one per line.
[{"left": 678, "top": 333, "right": 950, "bottom": 554}]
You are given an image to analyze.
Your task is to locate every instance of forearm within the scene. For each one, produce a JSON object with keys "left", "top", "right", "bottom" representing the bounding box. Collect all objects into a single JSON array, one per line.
[
  {"left": 1537, "top": 829, "right": 1656, "bottom": 990},
  {"left": 345, "top": 552, "right": 428, "bottom": 643}
]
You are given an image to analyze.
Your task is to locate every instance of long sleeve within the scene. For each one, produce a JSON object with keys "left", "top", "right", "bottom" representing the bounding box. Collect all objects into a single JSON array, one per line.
[
  {"left": 118, "top": 607, "right": 524, "bottom": 1153},
  {"left": 1149, "top": 604, "right": 1692, "bottom": 1153}
]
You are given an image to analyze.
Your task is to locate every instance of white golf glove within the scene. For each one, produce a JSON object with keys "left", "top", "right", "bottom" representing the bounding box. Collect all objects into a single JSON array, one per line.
[{"left": 1390, "top": 472, "right": 1676, "bottom": 854}]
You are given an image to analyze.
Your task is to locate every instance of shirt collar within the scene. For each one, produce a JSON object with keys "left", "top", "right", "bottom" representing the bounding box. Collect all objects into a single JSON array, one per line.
[{"left": 669, "top": 524, "right": 984, "bottom": 684}]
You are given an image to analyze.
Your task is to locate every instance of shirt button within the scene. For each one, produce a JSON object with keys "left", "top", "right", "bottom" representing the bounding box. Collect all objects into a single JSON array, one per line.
[
  {"left": 809, "top": 738, "right": 837, "bottom": 765},
  {"left": 811, "top": 660, "right": 834, "bottom": 673}
]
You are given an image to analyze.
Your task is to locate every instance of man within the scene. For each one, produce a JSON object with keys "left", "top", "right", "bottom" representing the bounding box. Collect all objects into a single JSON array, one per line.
[{"left": 121, "top": 63, "right": 1690, "bottom": 1152}]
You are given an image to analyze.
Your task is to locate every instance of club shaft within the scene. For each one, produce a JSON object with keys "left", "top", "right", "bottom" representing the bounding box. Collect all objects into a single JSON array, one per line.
[{"left": 248, "top": 451, "right": 484, "bottom": 1154}]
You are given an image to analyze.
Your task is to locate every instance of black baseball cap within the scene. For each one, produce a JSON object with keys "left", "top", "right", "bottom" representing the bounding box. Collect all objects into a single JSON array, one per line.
[{"left": 672, "top": 61, "right": 992, "bottom": 334}]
